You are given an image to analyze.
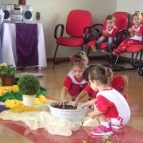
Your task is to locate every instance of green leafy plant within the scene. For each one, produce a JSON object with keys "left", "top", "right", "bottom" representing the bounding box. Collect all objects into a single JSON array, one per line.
[
  {"left": 0, "top": 63, "right": 16, "bottom": 77},
  {"left": 18, "top": 75, "right": 40, "bottom": 95}
]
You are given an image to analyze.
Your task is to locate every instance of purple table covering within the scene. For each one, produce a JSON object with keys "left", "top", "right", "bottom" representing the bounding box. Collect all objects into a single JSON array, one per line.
[{"left": 16, "top": 23, "right": 38, "bottom": 67}]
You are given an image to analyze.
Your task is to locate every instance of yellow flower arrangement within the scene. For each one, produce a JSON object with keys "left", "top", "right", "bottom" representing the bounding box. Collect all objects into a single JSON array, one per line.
[
  {"left": 0, "top": 85, "right": 19, "bottom": 96},
  {"left": 10, "top": 105, "right": 39, "bottom": 113},
  {"left": 5, "top": 95, "right": 55, "bottom": 113}
]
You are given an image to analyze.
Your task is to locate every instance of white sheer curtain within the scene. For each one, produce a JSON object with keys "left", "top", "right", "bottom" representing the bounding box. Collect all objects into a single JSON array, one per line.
[{"left": 0, "top": 8, "right": 4, "bottom": 63}]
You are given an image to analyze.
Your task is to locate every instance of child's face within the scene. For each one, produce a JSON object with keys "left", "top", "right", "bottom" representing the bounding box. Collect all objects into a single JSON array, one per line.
[
  {"left": 89, "top": 79, "right": 98, "bottom": 91},
  {"left": 106, "top": 19, "right": 115, "bottom": 28},
  {"left": 132, "top": 15, "right": 141, "bottom": 26},
  {"left": 71, "top": 65, "right": 85, "bottom": 79}
]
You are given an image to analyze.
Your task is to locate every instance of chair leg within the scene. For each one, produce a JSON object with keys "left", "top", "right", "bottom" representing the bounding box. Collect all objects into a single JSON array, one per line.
[
  {"left": 111, "top": 54, "right": 120, "bottom": 71},
  {"left": 109, "top": 48, "right": 113, "bottom": 64},
  {"left": 81, "top": 45, "right": 84, "bottom": 51},
  {"left": 87, "top": 47, "right": 91, "bottom": 56},
  {"left": 53, "top": 44, "right": 59, "bottom": 64},
  {"left": 130, "top": 53, "right": 139, "bottom": 68},
  {"left": 138, "top": 51, "right": 143, "bottom": 76}
]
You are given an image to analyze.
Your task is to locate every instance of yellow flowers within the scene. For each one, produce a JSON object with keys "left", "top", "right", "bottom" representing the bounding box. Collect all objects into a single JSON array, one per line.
[
  {"left": 5, "top": 99, "right": 22, "bottom": 108},
  {"left": 35, "top": 95, "right": 55, "bottom": 105},
  {"left": 0, "top": 62, "right": 16, "bottom": 77},
  {"left": 5, "top": 99, "right": 38, "bottom": 113},
  {"left": 10, "top": 105, "right": 38, "bottom": 113},
  {"left": 0, "top": 63, "right": 7, "bottom": 67},
  {"left": 0, "top": 85, "right": 19, "bottom": 96},
  {"left": 4, "top": 95, "right": 55, "bottom": 113}
]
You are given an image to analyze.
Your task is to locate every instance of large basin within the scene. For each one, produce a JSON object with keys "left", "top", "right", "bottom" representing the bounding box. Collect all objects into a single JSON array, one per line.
[{"left": 48, "top": 102, "right": 89, "bottom": 122}]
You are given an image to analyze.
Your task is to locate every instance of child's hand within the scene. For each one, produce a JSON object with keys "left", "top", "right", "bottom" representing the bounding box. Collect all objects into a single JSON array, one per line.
[
  {"left": 102, "top": 30, "right": 108, "bottom": 35},
  {"left": 77, "top": 104, "right": 85, "bottom": 109},
  {"left": 128, "top": 28, "right": 134, "bottom": 32},
  {"left": 58, "top": 99, "right": 67, "bottom": 106},
  {"left": 72, "top": 101, "right": 78, "bottom": 107}
]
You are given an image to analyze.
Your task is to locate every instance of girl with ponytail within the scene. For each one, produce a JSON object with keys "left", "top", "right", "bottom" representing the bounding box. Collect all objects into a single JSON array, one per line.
[{"left": 78, "top": 64, "right": 130, "bottom": 136}]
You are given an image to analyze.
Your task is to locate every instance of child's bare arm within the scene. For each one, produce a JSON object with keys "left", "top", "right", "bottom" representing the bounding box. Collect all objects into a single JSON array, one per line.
[
  {"left": 78, "top": 98, "right": 96, "bottom": 109},
  {"left": 73, "top": 90, "right": 87, "bottom": 106},
  {"left": 60, "top": 86, "right": 68, "bottom": 103}
]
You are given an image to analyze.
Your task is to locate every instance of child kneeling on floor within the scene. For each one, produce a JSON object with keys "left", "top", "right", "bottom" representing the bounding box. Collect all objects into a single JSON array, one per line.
[{"left": 78, "top": 64, "right": 131, "bottom": 136}]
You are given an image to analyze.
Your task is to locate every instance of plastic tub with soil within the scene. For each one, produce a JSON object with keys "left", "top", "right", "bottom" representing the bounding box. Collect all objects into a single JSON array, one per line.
[{"left": 48, "top": 102, "right": 89, "bottom": 122}]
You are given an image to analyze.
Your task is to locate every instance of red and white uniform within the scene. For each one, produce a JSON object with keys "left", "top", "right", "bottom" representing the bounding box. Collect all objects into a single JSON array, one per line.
[
  {"left": 94, "top": 88, "right": 131, "bottom": 127},
  {"left": 130, "top": 24, "right": 143, "bottom": 41},
  {"left": 102, "top": 25, "right": 118, "bottom": 38},
  {"left": 84, "top": 75, "right": 128, "bottom": 99},
  {"left": 116, "top": 24, "right": 143, "bottom": 51},
  {"left": 63, "top": 71, "right": 87, "bottom": 96},
  {"left": 84, "top": 84, "right": 98, "bottom": 98}
]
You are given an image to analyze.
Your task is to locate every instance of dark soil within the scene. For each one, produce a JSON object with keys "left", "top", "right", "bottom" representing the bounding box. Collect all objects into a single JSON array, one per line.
[{"left": 53, "top": 104, "right": 77, "bottom": 110}]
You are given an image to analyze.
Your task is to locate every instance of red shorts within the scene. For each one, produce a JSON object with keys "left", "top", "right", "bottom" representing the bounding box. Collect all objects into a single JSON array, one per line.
[{"left": 69, "top": 83, "right": 86, "bottom": 96}]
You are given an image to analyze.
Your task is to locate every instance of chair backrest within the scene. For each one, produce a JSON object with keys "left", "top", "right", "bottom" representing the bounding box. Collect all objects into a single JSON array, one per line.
[
  {"left": 66, "top": 10, "right": 92, "bottom": 37},
  {"left": 113, "top": 12, "right": 129, "bottom": 30},
  {"left": 142, "top": 13, "right": 143, "bottom": 24},
  {"left": 101, "top": 12, "right": 129, "bottom": 31}
]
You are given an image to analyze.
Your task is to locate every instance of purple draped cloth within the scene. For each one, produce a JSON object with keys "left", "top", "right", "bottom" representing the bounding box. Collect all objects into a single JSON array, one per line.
[{"left": 16, "top": 23, "right": 38, "bottom": 67}]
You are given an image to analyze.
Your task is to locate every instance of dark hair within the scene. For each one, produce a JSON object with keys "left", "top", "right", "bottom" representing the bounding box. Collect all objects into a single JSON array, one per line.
[
  {"left": 87, "top": 64, "right": 113, "bottom": 84},
  {"left": 106, "top": 15, "right": 115, "bottom": 22},
  {"left": 69, "top": 51, "right": 88, "bottom": 69},
  {"left": 82, "top": 64, "right": 95, "bottom": 81}
]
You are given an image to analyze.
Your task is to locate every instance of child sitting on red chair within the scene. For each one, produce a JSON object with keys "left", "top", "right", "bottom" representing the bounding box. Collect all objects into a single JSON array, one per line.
[
  {"left": 112, "top": 11, "right": 143, "bottom": 55},
  {"left": 90, "top": 15, "right": 118, "bottom": 53}
]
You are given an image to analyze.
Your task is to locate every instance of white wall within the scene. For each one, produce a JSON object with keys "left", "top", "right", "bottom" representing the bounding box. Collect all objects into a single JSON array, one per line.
[
  {"left": 29, "top": 0, "right": 117, "bottom": 59},
  {"left": 117, "top": 0, "right": 143, "bottom": 14},
  {"left": 117, "top": 0, "right": 143, "bottom": 58},
  {"left": 1, "top": 0, "right": 18, "bottom": 4},
  {"left": 1, "top": 0, "right": 117, "bottom": 59}
]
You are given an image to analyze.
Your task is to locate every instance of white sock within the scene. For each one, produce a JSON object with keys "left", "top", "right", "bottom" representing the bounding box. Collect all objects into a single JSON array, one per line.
[{"left": 100, "top": 121, "right": 110, "bottom": 128}]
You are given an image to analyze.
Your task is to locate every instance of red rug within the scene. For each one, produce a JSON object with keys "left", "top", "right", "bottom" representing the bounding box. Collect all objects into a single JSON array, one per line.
[{"left": 1, "top": 120, "right": 143, "bottom": 143}]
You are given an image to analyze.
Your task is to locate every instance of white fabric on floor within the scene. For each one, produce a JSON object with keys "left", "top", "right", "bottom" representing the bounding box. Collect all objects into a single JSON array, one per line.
[{"left": 0, "top": 110, "right": 99, "bottom": 136}]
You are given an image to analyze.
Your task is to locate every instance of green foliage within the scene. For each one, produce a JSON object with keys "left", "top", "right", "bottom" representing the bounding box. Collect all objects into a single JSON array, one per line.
[
  {"left": 18, "top": 75, "right": 40, "bottom": 95},
  {"left": 0, "top": 86, "right": 46, "bottom": 102},
  {"left": 0, "top": 63, "right": 16, "bottom": 77}
]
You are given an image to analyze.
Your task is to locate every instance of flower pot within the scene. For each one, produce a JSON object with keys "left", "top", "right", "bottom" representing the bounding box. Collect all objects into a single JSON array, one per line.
[
  {"left": 22, "top": 95, "right": 36, "bottom": 106},
  {"left": 1, "top": 76, "right": 15, "bottom": 86}
]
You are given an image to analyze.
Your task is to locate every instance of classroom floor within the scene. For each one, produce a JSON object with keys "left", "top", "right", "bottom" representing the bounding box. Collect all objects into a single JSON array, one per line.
[{"left": 0, "top": 60, "right": 143, "bottom": 143}]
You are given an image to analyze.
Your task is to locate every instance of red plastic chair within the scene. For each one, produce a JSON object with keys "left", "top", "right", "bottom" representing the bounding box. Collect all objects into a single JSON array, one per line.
[
  {"left": 53, "top": 10, "right": 92, "bottom": 64},
  {"left": 111, "top": 13, "right": 143, "bottom": 73},
  {"left": 86, "top": 12, "right": 129, "bottom": 59}
]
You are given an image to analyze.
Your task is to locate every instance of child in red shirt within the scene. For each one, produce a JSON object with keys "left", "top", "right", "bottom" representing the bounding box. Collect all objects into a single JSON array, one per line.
[
  {"left": 91, "top": 15, "right": 118, "bottom": 53},
  {"left": 59, "top": 51, "right": 89, "bottom": 104},
  {"left": 73, "top": 65, "right": 128, "bottom": 106},
  {"left": 113, "top": 11, "right": 143, "bottom": 55},
  {"left": 78, "top": 64, "right": 130, "bottom": 136}
]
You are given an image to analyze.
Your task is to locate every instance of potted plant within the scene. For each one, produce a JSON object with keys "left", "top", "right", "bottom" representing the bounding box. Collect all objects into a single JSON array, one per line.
[
  {"left": 18, "top": 75, "right": 40, "bottom": 106},
  {"left": 0, "top": 63, "right": 16, "bottom": 86}
]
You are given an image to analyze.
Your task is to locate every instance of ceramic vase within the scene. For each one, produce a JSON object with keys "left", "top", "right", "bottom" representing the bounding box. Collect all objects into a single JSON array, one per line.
[{"left": 22, "top": 95, "right": 36, "bottom": 106}]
